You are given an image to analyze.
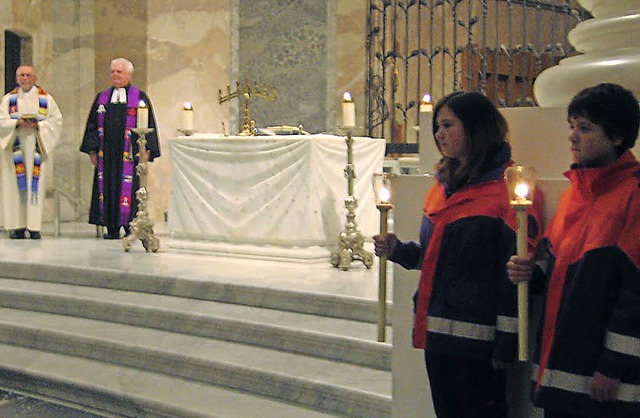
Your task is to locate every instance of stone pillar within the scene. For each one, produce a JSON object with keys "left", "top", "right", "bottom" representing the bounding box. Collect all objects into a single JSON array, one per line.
[{"left": 534, "top": 0, "right": 640, "bottom": 107}]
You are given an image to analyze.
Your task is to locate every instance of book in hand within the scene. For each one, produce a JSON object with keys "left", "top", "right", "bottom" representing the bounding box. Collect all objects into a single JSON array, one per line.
[{"left": 20, "top": 114, "right": 38, "bottom": 122}]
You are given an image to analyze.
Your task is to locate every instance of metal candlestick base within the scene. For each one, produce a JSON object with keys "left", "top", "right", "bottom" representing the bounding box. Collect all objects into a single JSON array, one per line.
[
  {"left": 331, "top": 130, "right": 374, "bottom": 270},
  {"left": 123, "top": 127, "right": 160, "bottom": 253}
]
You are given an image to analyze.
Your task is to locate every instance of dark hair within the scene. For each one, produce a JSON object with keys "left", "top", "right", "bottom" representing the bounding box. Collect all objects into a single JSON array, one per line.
[
  {"left": 568, "top": 83, "right": 639, "bottom": 153},
  {"left": 432, "top": 91, "right": 509, "bottom": 189}
]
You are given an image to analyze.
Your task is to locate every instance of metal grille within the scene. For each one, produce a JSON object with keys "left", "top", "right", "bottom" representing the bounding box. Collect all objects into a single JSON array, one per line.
[{"left": 366, "top": 0, "right": 591, "bottom": 144}]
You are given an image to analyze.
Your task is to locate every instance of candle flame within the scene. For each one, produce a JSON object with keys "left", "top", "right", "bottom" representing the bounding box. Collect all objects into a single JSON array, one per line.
[
  {"left": 184, "top": 102, "right": 193, "bottom": 110},
  {"left": 343, "top": 91, "right": 353, "bottom": 102},
  {"left": 138, "top": 100, "right": 147, "bottom": 108},
  {"left": 379, "top": 187, "right": 391, "bottom": 203},
  {"left": 421, "top": 93, "right": 432, "bottom": 104},
  {"left": 515, "top": 183, "right": 529, "bottom": 199}
]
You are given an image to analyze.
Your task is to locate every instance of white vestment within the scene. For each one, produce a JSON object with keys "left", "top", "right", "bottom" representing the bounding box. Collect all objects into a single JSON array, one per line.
[{"left": 0, "top": 86, "right": 63, "bottom": 231}]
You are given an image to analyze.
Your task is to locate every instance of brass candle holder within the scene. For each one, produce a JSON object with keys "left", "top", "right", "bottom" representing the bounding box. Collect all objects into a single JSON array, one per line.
[
  {"left": 218, "top": 80, "right": 277, "bottom": 136},
  {"left": 122, "top": 127, "right": 160, "bottom": 253},
  {"left": 331, "top": 130, "right": 374, "bottom": 271},
  {"left": 505, "top": 165, "right": 537, "bottom": 361}
]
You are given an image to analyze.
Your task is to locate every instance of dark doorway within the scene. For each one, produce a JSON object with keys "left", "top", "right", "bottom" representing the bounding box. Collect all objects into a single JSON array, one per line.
[{"left": 5, "top": 30, "right": 33, "bottom": 94}]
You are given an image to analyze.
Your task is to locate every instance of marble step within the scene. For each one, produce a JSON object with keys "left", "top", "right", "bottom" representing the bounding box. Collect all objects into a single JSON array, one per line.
[
  {"left": 0, "top": 308, "right": 391, "bottom": 417},
  {"left": 0, "top": 278, "right": 391, "bottom": 370},
  {"left": 0, "top": 344, "right": 344, "bottom": 418},
  {"left": 0, "top": 260, "right": 391, "bottom": 324}
]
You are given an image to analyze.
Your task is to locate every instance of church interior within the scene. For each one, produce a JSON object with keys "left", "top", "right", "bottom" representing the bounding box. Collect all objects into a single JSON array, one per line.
[{"left": 0, "top": 0, "right": 639, "bottom": 417}]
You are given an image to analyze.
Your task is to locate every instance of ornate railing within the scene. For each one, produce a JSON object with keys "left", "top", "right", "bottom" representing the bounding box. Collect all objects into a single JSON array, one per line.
[{"left": 366, "top": 0, "right": 591, "bottom": 145}]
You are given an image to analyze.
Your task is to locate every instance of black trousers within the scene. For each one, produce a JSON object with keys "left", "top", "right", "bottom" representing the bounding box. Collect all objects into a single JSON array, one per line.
[{"left": 424, "top": 351, "right": 507, "bottom": 418}]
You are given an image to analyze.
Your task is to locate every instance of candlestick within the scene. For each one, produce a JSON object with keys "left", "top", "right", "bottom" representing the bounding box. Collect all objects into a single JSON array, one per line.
[
  {"left": 123, "top": 127, "right": 160, "bottom": 253},
  {"left": 137, "top": 100, "right": 149, "bottom": 129},
  {"left": 504, "top": 165, "right": 537, "bottom": 362},
  {"left": 183, "top": 102, "right": 194, "bottom": 131},
  {"left": 372, "top": 172, "right": 394, "bottom": 342},
  {"left": 342, "top": 92, "right": 356, "bottom": 127},
  {"left": 419, "top": 93, "right": 433, "bottom": 113},
  {"left": 515, "top": 207, "right": 529, "bottom": 361}
]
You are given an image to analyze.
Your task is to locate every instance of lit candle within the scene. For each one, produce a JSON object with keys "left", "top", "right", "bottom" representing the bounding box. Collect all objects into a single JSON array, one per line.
[
  {"left": 514, "top": 183, "right": 530, "bottom": 204},
  {"left": 183, "top": 102, "right": 194, "bottom": 131},
  {"left": 379, "top": 187, "right": 391, "bottom": 204},
  {"left": 342, "top": 91, "right": 356, "bottom": 127},
  {"left": 420, "top": 93, "right": 433, "bottom": 113},
  {"left": 137, "top": 100, "right": 149, "bottom": 129}
]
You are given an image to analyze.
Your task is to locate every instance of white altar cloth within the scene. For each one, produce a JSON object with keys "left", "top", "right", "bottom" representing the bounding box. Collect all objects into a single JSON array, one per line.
[{"left": 168, "top": 134, "right": 386, "bottom": 261}]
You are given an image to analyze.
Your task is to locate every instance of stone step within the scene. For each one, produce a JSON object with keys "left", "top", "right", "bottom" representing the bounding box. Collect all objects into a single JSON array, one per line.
[
  {"left": 0, "top": 239, "right": 392, "bottom": 417},
  {"left": 0, "top": 308, "right": 390, "bottom": 417},
  {"left": 0, "top": 344, "right": 344, "bottom": 418},
  {"left": 0, "top": 260, "right": 392, "bottom": 324},
  {"left": 0, "top": 278, "right": 391, "bottom": 370}
]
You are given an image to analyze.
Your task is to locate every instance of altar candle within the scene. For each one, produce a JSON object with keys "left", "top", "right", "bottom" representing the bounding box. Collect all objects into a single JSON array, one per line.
[
  {"left": 137, "top": 100, "right": 149, "bottom": 129},
  {"left": 183, "top": 102, "right": 194, "bottom": 131},
  {"left": 342, "top": 92, "right": 356, "bottom": 127},
  {"left": 420, "top": 93, "right": 433, "bottom": 113}
]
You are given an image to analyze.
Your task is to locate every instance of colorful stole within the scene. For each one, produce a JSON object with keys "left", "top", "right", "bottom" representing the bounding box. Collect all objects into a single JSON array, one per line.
[
  {"left": 8, "top": 87, "right": 48, "bottom": 204},
  {"left": 96, "top": 86, "right": 140, "bottom": 226}
]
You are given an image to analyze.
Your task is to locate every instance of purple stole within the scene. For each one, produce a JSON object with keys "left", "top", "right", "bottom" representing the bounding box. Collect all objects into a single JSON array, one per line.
[
  {"left": 96, "top": 86, "right": 140, "bottom": 225},
  {"left": 8, "top": 87, "right": 47, "bottom": 204}
]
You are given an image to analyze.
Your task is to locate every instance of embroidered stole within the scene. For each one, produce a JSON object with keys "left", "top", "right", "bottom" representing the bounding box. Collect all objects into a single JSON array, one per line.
[
  {"left": 96, "top": 86, "right": 140, "bottom": 226},
  {"left": 8, "top": 87, "right": 48, "bottom": 204}
]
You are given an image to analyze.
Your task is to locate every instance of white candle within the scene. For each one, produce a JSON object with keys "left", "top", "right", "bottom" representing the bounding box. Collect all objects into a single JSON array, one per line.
[
  {"left": 183, "top": 102, "right": 194, "bottom": 130},
  {"left": 137, "top": 100, "right": 149, "bottom": 129},
  {"left": 420, "top": 93, "right": 433, "bottom": 113},
  {"left": 342, "top": 92, "right": 356, "bottom": 127}
]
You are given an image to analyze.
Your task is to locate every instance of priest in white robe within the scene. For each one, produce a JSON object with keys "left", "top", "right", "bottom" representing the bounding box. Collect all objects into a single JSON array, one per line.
[{"left": 0, "top": 65, "right": 63, "bottom": 239}]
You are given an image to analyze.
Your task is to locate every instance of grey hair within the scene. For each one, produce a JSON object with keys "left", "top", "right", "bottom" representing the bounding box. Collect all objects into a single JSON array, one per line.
[
  {"left": 110, "top": 58, "right": 134, "bottom": 74},
  {"left": 15, "top": 65, "right": 35, "bottom": 76}
]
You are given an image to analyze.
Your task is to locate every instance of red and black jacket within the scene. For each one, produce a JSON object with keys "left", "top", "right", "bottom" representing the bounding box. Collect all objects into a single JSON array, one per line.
[
  {"left": 389, "top": 143, "right": 542, "bottom": 362},
  {"left": 532, "top": 150, "right": 640, "bottom": 417}
]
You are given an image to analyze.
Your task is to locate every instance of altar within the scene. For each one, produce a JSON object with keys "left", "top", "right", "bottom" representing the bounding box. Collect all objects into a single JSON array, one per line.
[{"left": 168, "top": 134, "right": 386, "bottom": 262}]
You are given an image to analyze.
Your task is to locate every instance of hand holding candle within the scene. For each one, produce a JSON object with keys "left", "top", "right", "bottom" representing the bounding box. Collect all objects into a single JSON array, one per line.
[
  {"left": 373, "top": 173, "right": 394, "bottom": 341},
  {"left": 342, "top": 92, "right": 356, "bottom": 127},
  {"left": 137, "top": 100, "right": 149, "bottom": 129},
  {"left": 504, "top": 165, "right": 537, "bottom": 361}
]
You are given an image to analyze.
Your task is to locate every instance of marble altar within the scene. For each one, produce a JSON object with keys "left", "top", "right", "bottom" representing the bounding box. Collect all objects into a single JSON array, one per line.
[{"left": 168, "top": 134, "right": 386, "bottom": 262}]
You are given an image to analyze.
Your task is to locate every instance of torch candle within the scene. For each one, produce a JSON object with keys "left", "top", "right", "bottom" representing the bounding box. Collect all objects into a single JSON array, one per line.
[
  {"left": 505, "top": 165, "right": 536, "bottom": 362},
  {"left": 137, "top": 100, "right": 149, "bottom": 129},
  {"left": 419, "top": 93, "right": 433, "bottom": 113},
  {"left": 377, "top": 203, "right": 392, "bottom": 342},
  {"left": 342, "top": 92, "right": 356, "bottom": 127},
  {"left": 183, "top": 102, "right": 194, "bottom": 131},
  {"left": 514, "top": 205, "right": 530, "bottom": 361}
]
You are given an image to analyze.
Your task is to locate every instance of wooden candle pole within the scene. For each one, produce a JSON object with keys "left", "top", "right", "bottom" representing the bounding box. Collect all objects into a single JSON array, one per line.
[
  {"left": 515, "top": 206, "right": 529, "bottom": 361},
  {"left": 376, "top": 204, "right": 392, "bottom": 342}
]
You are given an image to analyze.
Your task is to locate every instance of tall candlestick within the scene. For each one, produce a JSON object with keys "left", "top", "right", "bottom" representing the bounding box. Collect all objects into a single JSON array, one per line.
[
  {"left": 183, "top": 102, "right": 194, "bottom": 131},
  {"left": 515, "top": 207, "right": 529, "bottom": 361},
  {"left": 342, "top": 92, "right": 356, "bottom": 127},
  {"left": 505, "top": 165, "right": 537, "bottom": 362},
  {"left": 420, "top": 93, "right": 433, "bottom": 113},
  {"left": 137, "top": 100, "right": 149, "bottom": 129}
]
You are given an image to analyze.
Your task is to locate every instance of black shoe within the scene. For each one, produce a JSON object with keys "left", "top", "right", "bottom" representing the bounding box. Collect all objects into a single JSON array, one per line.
[
  {"left": 9, "top": 228, "right": 26, "bottom": 239},
  {"left": 104, "top": 227, "right": 121, "bottom": 240},
  {"left": 28, "top": 230, "right": 41, "bottom": 239},
  {"left": 123, "top": 225, "right": 131, "bottom": 237}
]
